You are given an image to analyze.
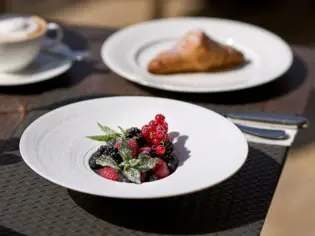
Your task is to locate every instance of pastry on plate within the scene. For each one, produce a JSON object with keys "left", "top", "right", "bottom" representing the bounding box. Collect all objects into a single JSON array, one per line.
[{"left": 147, "top": 29, "right": 245, "bottom": 75}]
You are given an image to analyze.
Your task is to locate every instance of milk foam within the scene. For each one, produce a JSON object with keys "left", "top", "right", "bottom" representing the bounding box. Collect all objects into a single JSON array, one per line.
[{"left": 0, "top": 16, "right": 39, "bottom": 39}]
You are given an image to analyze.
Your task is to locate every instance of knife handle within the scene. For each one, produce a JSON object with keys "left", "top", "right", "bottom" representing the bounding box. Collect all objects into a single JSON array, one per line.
[{"left": 226, "top": 113, "right": 309, "bottom": 128}]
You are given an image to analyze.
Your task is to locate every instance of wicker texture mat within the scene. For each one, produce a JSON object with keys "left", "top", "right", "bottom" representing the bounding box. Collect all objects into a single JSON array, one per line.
[{"left": 0, "top": 106, "right": 287, "bottom": 236}]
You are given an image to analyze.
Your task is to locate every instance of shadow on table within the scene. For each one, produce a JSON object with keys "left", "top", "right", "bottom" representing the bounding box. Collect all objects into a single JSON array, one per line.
[
  {"left": 0, "top": 26, "right": 109, "bottom": 95},
  {"left": 0, "top": 138, "right": 22, "bottom": 166},
  {"left": 0, "top": 225, "right": 27, "bottom": 236},
  {"left": 69, "top": 145, "right": 282, "bottom": 235},
  {"left": 138, "top": 54, "right": 308, "bottom": 106}
]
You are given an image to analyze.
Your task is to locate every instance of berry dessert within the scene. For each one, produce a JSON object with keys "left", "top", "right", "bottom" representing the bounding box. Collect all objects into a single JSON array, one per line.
[{"left": 87, "top": 114, "right": 178, "bottom": 184}]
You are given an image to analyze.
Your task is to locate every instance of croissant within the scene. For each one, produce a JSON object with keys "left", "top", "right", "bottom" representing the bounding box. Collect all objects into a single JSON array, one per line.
[{"left": 148, "top": 30, "right": 245, "bottom": 75}]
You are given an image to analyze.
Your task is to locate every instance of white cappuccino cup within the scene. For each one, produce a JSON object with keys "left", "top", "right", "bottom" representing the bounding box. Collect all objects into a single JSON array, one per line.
[{"left": 0, "top": 14, "right": 63, "bottom": 72}]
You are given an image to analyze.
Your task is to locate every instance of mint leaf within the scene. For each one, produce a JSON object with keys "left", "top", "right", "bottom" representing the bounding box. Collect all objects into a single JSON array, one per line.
[
  {"left": 118, "top": 137, "right": 132, "bottom": 161},
  {"left": 97, "top": 122, "right": 117, "bottom": 134},
  {"left": 87, "top": 133, "right": 120, "bottom": 142},
  {"left": 136, "top": 155, "right": 157, "bottom": 172},
  {"left": 119, "top": 162, "right": 126, "bottom": 167},
  {"left": 123, "top": 167, "right": 141, "bottom": 184},
  {"left": 118, "top": 126, "right": 128, "bottom": 136},
  {"left": 118, "top": 159, "right": 140, "bottom": 168},
  {"left": 128, "top": 158, "right": 141, "bottom": 167},
  {"left": 96, "top": 156, "right": 120, "bottom": 171}
]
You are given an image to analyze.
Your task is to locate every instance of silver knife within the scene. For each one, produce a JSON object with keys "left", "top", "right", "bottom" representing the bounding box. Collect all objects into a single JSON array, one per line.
[
  {"left": 235, "top": 124, "right": 288, "bottom": 140},
  {"left": 226, "top": 113, "right": 309, "bottom": 128}
]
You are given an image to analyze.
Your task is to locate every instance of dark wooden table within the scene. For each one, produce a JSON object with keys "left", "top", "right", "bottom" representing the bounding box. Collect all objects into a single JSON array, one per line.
[{"left": 0, "top": 23, "right": 313, "bottom": 236}]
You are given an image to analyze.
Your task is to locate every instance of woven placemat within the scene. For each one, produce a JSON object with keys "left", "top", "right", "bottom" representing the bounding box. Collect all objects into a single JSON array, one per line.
[{"left": 0, "top": 100, "right": 288, "bottom": 236}]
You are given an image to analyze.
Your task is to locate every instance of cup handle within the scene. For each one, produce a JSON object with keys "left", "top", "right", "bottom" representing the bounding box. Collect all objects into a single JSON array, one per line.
[{"left": 44, "top": 22, "right": 63, "bottom": 49}]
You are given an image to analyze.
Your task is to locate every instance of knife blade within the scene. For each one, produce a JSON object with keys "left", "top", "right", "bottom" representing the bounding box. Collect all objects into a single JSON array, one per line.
[
  {"left": 235, "top": 124, "right": 288, "bottom": 140},
  {"left": 225, "top": 113, "right": 309, "bottom": 128}
]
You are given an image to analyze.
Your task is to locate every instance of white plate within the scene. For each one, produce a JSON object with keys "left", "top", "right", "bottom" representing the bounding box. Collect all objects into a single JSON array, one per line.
[
  {"left": 20, "top": 96, "right": 248, "bottom": 199},
  {"left": 101, "top": 17, "right": 293, "bottom": 93},
  {"left": 0, "top": 40, "right": 73, "bottom": 86}
]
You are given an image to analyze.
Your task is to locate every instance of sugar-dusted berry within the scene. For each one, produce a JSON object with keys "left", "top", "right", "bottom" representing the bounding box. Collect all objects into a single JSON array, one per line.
[
  {"left": 152, "top": 158, "right": 169, "bottom": 179},
  {"left": 99, "top": 167, "right": 119, "bottom": 181}
]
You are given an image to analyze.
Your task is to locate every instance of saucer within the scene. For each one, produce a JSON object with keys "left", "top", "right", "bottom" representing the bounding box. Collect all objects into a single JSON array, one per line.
[{"left": 0, "top": 40, "right": 73, "bottom": 86}]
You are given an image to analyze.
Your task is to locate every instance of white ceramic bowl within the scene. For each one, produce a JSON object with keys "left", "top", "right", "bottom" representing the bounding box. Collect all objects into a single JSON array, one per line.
[{"left": 20, "top": 96, "right": 248, "bottom": 199}]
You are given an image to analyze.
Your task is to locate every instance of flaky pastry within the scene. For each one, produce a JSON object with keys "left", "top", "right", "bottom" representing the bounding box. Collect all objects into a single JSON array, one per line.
[{"left": 148, "top": 30, "right": 245, "bottom": 74}]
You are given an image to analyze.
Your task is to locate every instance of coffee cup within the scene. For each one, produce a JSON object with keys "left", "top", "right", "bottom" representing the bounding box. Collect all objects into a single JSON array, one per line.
[{"left": 0, "top": 14, "right": 63, "bottom": 72}]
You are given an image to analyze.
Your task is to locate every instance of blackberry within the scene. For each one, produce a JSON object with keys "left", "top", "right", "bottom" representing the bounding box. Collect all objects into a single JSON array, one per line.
[
  {"left": 164, "top": 140, "right": 174, "bottom": 156},
  {"left": 126, "top": 127, "right": 141, "bottom": 139},
  {"left": 89, "top": 152, "right": 102, "bottom": 170},
  {"left": 151, "top": 140, "right": 174, "bottom": 159},
  {"left": 146, "top": 172, "right": 158, "bottom": 182},
  {"left": 119, "top": 173, "right": 131, "bottom": 183},
  {"left": 102, "top": 143, "right": 122, "bottom": 163},
  {"left": 89, "top": 141, "right": 122, "bottom": 170},
  {"left": 125, "top": 127, "right": 146, "bottom": 147},
  {"left": 165, "top": 155, "right": 178, "bottom": 174}
]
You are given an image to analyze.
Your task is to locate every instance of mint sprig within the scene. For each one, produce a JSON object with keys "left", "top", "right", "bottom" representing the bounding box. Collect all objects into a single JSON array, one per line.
[
  {"left": 87, "top": 122, "right": 125, "bottom": 142},
  {"left": 87, "top": 133, "right": 120, "bottom": 142},
  {"left": 118, "top": 126, "right": 128, "bottom": 136},
  {"left": 97, "top": 123, "right": 117, "bottom": 134}
]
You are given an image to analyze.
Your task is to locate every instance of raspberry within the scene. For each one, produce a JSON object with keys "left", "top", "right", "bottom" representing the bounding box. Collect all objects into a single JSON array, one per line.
[
  {"left": 139, "top": 147, "right": 151, "bottom": 154},
  {"left": 99, "top": 167, "right": 119, "bottom": 181},
  {"left": 152, "top": 158, "right": 169, "bottom": 179},
  {"left": 155, "top": 114, "right": 165, "bottom": 124},
  {"left": 140, "top": 172, "right": 147, "bottom": 182},
  {"left": 156, "top": 145, "right": 165, "bottom": 155},
  {"left": 114, "top": 142, "right": 120, "bottom": 149},
  {"left": 128, "top": 139, "right": 139, "bottom": 158}
]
